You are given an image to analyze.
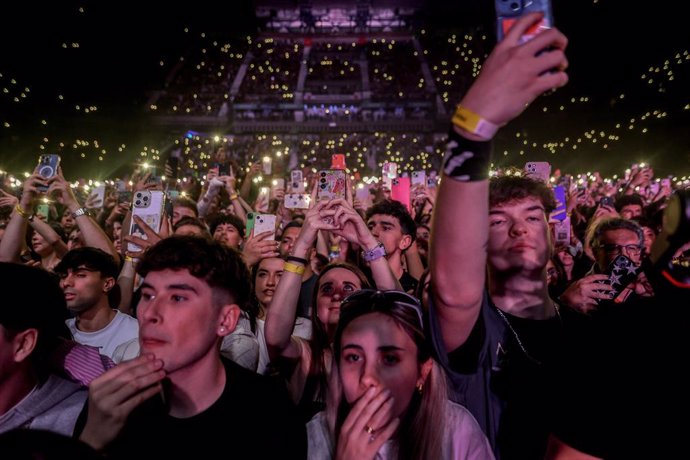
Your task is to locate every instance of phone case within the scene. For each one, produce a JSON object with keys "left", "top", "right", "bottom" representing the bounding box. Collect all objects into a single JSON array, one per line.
[
  {"left": 524, "top": 161, "right": 552, "bottom": 183},
  {"left": 128, "top": 191, "right": 165, "bottom": 252},
  {"left": 290, "top": 170, "right": 305, "bottom": 193},
  {"left": 550, "top": 186, "right": 567, "bottom": 222},
  {"left": 245, "top": 213, "right": 256, "bottom": 238},
  {"left": 495, "top": 0, "right": 554, "bottom": 43},
  {"left": 381, "top": 162, "right": 398, "bottom": 190},
  {"left": 262, "top": 157, "right": 272, "bottom": 175},
  {"left": 553, "top": 216, "right": 571, "bottom": 245},
  {"left": 272, "top": 178, "right": 285, "bottom": 191},
  {"left": 391, "top": 177, "right": 411, "bottom": 211},
  {"left": 36, "top": 203, "right": 50, "bottom": 220},
  {"left": 597, "top": 255, "right": 640, "bottom": 301},
  {"left": 317, "top": 170, "right": 347, "bottom": 201},
  {"left": 253, "top": 214, "right": 277, "bottom": 240},
  {"left": 411, "top": 171, "right": 426, "bottom": 186},
  {"left": 331, "top": 154, "right": 346, "bottom": 170},
  {"left": 355, "top": 183, "right": 374, "bottom": 208},
  {"left": 284, "top": 193, "right": 310, "bottom": 209},
  {"left": 89, "top": 185, "right": 106, "bottom": 208},
  {"left": 36, "top": 154, "right": 61, "bottom": 191}
]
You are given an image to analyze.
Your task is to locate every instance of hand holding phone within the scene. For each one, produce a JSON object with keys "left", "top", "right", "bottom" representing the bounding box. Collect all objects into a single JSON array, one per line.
[
  {"left": 495, "top": 0, "right": 554, "bottom": 43},
  {"left": 36, "top": 154, "right": 61, "bottom": 192}
]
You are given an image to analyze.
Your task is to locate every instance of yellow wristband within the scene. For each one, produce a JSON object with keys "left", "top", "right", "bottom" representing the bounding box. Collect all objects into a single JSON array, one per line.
[
  {"left": 229, "top": 194, "right": 239, "bottom": 201},
  {"left": 451, "top": 105, "right": 499, "bottom": 140},
  {"left": 284, "top": 262, "right": 306, "bottom": 276},
  {"left": 14, "top": 204, "right": 31, "bottom": 220}
]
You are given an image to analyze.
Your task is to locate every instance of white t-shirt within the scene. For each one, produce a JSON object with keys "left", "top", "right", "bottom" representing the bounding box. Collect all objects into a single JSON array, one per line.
[
  {"left": 256, "top": 316, "right": 312, "bottom": 375},
  {"left": 67, "top": 310, "right": 139, "bottom": 360}
]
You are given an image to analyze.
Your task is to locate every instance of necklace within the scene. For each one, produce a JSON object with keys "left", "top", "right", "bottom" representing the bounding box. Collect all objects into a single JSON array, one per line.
[{"left": 494, "top": 302, "right": 562, "bottom": 366}]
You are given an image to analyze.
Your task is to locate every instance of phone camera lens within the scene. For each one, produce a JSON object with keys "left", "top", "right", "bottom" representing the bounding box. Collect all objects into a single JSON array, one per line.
[{"left": 135, "top": 200, "right": 141, "bottom": 206}]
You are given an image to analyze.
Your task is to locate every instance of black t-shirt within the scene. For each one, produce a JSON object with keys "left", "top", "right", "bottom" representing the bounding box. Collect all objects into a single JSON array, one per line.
[
  {"left": 297, "top": 273, "right": 317, "bottom": 319},
  {"left": 399, "top": 270, "right": 418, "bottom": 294},
  {"left": 76, "top": 358, "right": 306, "bottom": 459},
  {"left": 551, "top": 294, "right": 690, "bottom": 459},
  {"left": 427, "top": 290, "right": 575, "bottom": 460}
]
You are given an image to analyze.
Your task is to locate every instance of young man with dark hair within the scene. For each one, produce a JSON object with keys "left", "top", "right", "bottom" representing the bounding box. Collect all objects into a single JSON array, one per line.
[
  {"left": 614, "top": 193, "right": 644, "bottom": 220},
  {"left": 0, "top": 263, "right": 87, "bottom": 436},
  {"left": 54, "top": 248, "right": 138, "bottom": 361},
  {"left": 365, "top": 199, "right": 419, "bottom": 292},
  {"left": 171, "top": 196, "right": 199, "bottom": 226},
  {"left": 173, "top": 216, "right": 211, "bottom": 237},
  {"left": 76, "top": 236, "right": 305, "bottom": 458},
  {"left": 209, "top": 214, "right": 244, "bottom": 249},
  {"left": 429, "top": 14, "right": 570, "bottom": 459}
]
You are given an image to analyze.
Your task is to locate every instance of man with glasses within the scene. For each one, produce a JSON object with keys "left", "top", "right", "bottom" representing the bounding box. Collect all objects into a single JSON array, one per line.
[{"left": 560, "top": 218, "right": 652, "bottom": 312}]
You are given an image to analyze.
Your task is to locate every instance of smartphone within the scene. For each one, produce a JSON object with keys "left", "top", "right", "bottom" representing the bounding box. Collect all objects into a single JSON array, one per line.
[
  {"left": 262, "top": 156, "right": 272, "bottom": 175},
  {"left": 127, "top": 190, "right": 165, "bottom": 252},
  {"left": 167, "top": 190, "right": 180, "bottom": 201},
  {"left": 355, "top": 183, "right": 374, "bottom": 208},
  {"left": 89, "top": 185, "right": 106, "bottom": 208},
  {"left": 214, "top": 162, "right": 232, "bottom": 177},
  {"left": 550, "top": 185, "right": 567, "bottom": 222},
  {"left": 599, "top": 196, "right": 615, "bottom": 209},
  {"left": 597, "top": 255, "right": 640, "bottom": 302},
  {"left": 271, "top": 178, "right": 285, "bottom": 197},
  {"left": 553, "top": 216, "right": 571, "bottom": 246},
  {"left": 284, "top": 193, "right": 310, "bottom": 209},
  {"left": 426, "top": 176, "right": 438, "bottom": 189},
  {"left": 382, "top": 162, "right": 397, "bottom": 190},
  {"left": 391, "top": 177, "right": 411, "bottom": 211},
  {"left": 145, "top": 166, "right": 162, "bottom": 186},
  {"left": 253, "top": 213, "right": 277, "bottom": 240},
  {"left": 36, "top": 154, "right": 61, "bottom": 191},
  {"left": 411, "top": 170, "right": 426, "bottom": 187},
  {"left": 118, "top": 190, "right": 133, "bottom": 204},
  {"left": 290, "top": 170, "right": 305, "bottom": 193},
  {"left": 331, "top": 154, "right": 346, "bottom": 170},
  {"left": 245, "top": 212, "right": 256, "bottom": 238},
  {"left": 495, "top": 0, "right": 553, "bottom": 43},
  {"left": 36, "top": 203, "right": 50, "bottom": 221},
  {"left": 317, "top": 169, "right": 347, "bottom": 201},
  {"left": 524, "top": 161, "right": 552, "bottom": 183}
]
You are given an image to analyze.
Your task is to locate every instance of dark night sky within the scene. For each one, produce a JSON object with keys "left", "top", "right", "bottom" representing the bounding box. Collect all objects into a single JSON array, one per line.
[{"left": 1, "top": 0, "right": 688, "bottom": 178}]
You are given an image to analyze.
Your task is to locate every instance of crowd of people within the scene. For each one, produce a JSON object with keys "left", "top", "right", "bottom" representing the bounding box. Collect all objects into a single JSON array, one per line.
[{"left": 1, "top": 13, "right": 689, "bottom": 460}]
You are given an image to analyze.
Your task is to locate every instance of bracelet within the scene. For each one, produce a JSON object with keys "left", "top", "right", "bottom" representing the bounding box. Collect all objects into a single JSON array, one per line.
[
  {"left": 70, "top": 207, "right": 89, "bottom": 219},
  {"left": 451, "top": 105, "right": 499, "bottom": 140},
  {"left": 442, "top": 127, "right": 491, "bottom": 182},
  {"left": 124, "top": 256, "right": 136, "bottom": 263},
  {"left": 287, "top": 255, "right": 308, "bottom": 265},
  {"left": 14, "top": 204, "right": 31, "bottom": 220},
  {"left": 284, "top": 262, "right": 306, "bottom": 276},
  {"left": 361, "top": 242, "right": 387, "bottom": 262},
  {"left": 229, "top": 194, "right": 239, "bottom": 201}
]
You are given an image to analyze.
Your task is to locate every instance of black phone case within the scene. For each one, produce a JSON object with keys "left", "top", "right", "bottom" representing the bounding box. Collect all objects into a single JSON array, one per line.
[{"left": 598, "top": 255, "right": 640, "bottom": 299}]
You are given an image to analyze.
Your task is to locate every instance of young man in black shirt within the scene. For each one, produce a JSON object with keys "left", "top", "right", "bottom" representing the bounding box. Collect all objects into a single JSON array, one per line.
[{"left": 77, "top": 236, "right": 305, "bottom": 459}]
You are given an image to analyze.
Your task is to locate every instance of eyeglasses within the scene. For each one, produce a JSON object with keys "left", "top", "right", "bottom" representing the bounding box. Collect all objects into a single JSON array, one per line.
[
  {"left": 341, "top": 289, "right": 424, "bottom": 326},
  {"left": 599, "top": 243, "right": 643, "bottom": 256}
]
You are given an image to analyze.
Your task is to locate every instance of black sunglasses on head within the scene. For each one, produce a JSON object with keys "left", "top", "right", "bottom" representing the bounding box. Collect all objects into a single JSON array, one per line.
[{"left": 340, "top": 289, "right": 424, "bottom": 325}]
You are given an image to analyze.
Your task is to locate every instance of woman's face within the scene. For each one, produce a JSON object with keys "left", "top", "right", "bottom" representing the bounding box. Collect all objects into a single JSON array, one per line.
[
  {"left": 31, "top": 231, "right": 51, "bottom": 256},
  {"left": 557, "top": 248, "right": 574, "bottom": 267},
  {"left": 339, "top": 312, "right": 428, "bottom": 420},
  {"left": 254, "top": 257, "right": 284, "bottom": 309},
  {"left": 315, "top": 268, "right": 361, "bottom": 327}
]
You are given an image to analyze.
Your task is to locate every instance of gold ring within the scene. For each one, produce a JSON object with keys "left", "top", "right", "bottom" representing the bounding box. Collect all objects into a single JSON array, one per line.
[{"left": 365, "top": 425, "right": 375, "bottom": 435}]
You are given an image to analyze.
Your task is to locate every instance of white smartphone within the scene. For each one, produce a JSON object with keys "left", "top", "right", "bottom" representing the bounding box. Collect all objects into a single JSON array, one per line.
[
  {"left": 128, "top": 190, "right": 165, "bottom": 252},
  {"left": 411, "top": 170, "right": 426, "bottom": 187},
  {"left": 253, "top": 213, "right": 277, "bottom": 240},
  {"left": 290, "top": 170, "right": 305, "bottom": 193},
  {"left": 524, "top": 161, "right": 552, "bottom": 183},
  {"left": 284, "top": 193, "right": 310, "bottom": 209},
  {"left": 89, "top": 185, "right": 106, "bottom": 208}
]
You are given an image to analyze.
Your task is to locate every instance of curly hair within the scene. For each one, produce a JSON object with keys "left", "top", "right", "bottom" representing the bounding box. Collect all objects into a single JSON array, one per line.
[
  {"left": 489, "top": 174, "right": 557, "bottom": 214},
  {"left": 365, "top": 199, "right": 417, "bottom": 239}
]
